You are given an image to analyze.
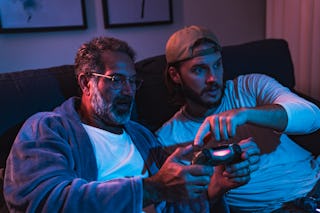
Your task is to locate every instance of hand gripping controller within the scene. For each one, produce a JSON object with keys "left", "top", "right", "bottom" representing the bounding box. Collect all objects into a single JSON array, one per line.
[{"left": 192, "top": 144, "right": 242, "bottom": 166}]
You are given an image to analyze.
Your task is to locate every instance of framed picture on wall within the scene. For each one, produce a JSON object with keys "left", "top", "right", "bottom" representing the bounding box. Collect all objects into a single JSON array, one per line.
[
  {"left": 0, "top": 0, "right": 87, "bottom": 33},
  {"left": 102, "top": 0, "right": 172, "bottom": 28}
]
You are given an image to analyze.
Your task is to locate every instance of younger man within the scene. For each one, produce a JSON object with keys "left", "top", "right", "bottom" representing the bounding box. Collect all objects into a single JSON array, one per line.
[{"left": 157, "top": 25, "right": 320, "bottom": 212}]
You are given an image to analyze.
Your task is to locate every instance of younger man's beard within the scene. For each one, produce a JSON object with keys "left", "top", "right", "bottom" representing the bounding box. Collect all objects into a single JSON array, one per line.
[
  {"left": 180, "top": 81, "right": 224, "bottom": 109},
  {"left": 90, "top": 84, "right": 133, "bottom": 125}
]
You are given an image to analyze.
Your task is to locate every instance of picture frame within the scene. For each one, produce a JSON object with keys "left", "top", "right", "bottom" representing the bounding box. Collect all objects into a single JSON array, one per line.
[
  {"left": 0, "top": 0, "right": 87, "bottom": 33},
  {"left": 102, "top": 0, "right": 172, "bottom": 28}
]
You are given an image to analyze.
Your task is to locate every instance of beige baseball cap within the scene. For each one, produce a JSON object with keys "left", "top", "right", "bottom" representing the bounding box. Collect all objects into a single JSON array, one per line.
[{"left": 165, "top": 25, "right": 221, "bottom": 65}]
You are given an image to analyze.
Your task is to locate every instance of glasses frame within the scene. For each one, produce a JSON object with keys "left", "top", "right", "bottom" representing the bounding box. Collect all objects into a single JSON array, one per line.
[{"left": 89, "top": 72, "right": 143, "bottom": 90}]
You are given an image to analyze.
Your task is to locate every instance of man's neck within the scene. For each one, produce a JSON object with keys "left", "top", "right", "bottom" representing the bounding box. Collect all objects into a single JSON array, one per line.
[
  {"left": 95, "top": 122, "right": 124, "bottom": 134},
  {"left": 183, "top": 103, "right": 217, "bottom": 122}
]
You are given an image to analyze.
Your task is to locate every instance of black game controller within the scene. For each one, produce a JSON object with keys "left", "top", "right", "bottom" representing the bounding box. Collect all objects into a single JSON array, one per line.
[{"left": 192, "top": 144, "right": 242, "bottom": 166}]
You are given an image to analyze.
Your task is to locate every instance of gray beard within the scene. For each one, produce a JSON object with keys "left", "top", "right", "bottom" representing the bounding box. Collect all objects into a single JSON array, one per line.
[{"left": 90, "top": 84, "right": 132, "bottom": 125}]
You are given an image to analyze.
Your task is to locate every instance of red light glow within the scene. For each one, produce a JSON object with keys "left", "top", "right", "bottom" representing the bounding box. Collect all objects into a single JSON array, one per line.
[{"left": 212, "top": 150, "right": 230, "bottom": 156}]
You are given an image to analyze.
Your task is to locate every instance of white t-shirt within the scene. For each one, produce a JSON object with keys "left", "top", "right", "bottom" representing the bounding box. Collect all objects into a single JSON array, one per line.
[
  {"left": 156, "top": 74, "right": 320, "bottom": 212},
  {"left": 82, "top": 124, "right": 148, "bottom": 181}
]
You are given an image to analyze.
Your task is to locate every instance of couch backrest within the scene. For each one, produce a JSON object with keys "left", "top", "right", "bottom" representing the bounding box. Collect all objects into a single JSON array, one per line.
[{"left": 0, "top": 65, "right": 79, "bottom": 168}]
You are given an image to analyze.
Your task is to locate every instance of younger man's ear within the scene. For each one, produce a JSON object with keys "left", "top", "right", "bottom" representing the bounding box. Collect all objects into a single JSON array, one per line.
[{"left": 168, "top": 67, "right": 182, "bottom": 84}]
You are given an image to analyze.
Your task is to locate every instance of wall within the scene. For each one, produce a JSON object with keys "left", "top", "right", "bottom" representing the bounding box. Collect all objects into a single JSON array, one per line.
[{"left": 0, "top": 0, "right": 266, "bottom": 73}]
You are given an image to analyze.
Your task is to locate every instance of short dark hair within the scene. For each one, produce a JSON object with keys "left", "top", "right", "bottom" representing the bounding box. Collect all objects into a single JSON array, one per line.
[
  {"left": 74, "top": 37, "right": 136, "bottom": 77},
  {"left": 164, "top": 63, "right": 184, "bottom": 107}
]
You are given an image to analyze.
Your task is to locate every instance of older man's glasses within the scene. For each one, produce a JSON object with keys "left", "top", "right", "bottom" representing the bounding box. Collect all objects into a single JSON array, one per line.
[{"left": 90, "top": 72, "right": 143, "bottom": 90}]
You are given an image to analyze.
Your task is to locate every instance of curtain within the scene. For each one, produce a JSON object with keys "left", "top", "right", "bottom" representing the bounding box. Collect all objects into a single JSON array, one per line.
[{"left": 266, "top": 0, "right": 320, "bottom": 101}]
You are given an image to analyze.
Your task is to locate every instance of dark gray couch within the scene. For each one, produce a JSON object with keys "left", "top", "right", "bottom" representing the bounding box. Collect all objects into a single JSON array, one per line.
[{"left": 1, "top": 39, "right": 319, "bottom": 211}]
